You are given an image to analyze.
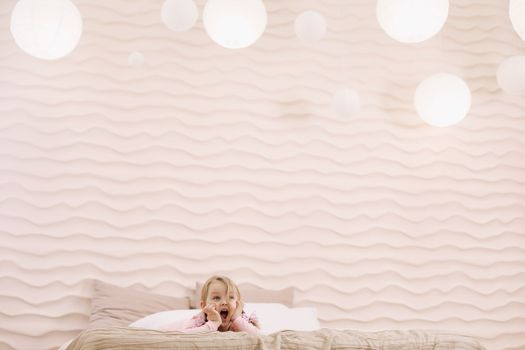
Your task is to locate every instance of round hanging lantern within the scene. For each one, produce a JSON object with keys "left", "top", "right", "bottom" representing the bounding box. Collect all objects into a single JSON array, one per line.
[
  {"left": 10, "top": 0, "right": 83, "bottom": 60},
  {"left": 510, "top": 0, "right": 525, "bottom": 41},
  {"left": 203, "top": 0, "right": 267, "bottom": 49},
  {"left": 128, "top": 51, "right": 145, "bottom": 67},
  {"left": 161, "top": 0, "right": 198, "bottom": 32},
  {"left": 376, "top": 0, "right": 449, "bottom": 43},
  {"left": 295, "top": 11, "right": 327, "bottom": 43},
  {"left": 331, "top": 88, "right": 361, "bottom": 118},
  {"left": 497, "top": 55, "right": 525, "bottom": 95},
  {"left": 414, "top": 73, "right": 471, "bottom": 127}
]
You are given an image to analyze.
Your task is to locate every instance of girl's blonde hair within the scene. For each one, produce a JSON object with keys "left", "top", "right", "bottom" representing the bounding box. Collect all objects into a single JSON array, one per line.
[{"left": 200, "top": 275, "right": 241, "bottom": 303}]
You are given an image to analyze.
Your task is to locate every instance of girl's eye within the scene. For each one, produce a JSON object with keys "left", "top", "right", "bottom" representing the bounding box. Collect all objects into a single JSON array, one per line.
[
  {"left": 229, "top": 296, "right": 234, "bottom": 299},
  {"left": 212, "top": 296, "right": 220, "bottom": 300}
]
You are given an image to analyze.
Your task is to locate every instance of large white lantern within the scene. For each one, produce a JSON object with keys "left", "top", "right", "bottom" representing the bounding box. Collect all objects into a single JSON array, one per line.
[
  {"left": 497, "top": 56, "right": 525, "bottom": 95},
  {"left": 10, "top": 0, "right": 82, "bottom": 60},
  {"left": 161, "top": 0, "right": 198, "bottom": 32},
  {"left": 376, "top": 0, "right": 449, "bottom": 43},
  {"left": 295, "top": 11, "right": 327, "bottom": 43},
  {"left": 203, "top": 0, "right": 267, "bottom": 49},
  {"left": 414, "top": 73, "right": 471, "bottom": 127},
  {"left": 510, "top": 0, "right": 525, "bottom": 41}
]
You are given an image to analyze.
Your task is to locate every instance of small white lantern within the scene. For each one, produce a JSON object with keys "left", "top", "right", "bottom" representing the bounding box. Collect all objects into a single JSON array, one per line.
[
  {"left": 10, "top": 0, "right": 83, "bottom": 60},
  {"left": 376, "top": 0, "right": 449, "bottom": 43},
  {"left": 128, "top": 52, "right": 145, "bottom": 67},
  {"left": 510, "top": 0, "right": 525, "bottom": 41},
  {"left": 295, "top": 11, "right": 327, "bottom": 43},
  {"left": 331, "top": 88, "right": 361, "bottom": 118},
  {"left": 203, "top": 0, "right": 267, "bottom": 49},
  {"left": 497, "top": 56, "right": 525, "bottom": 95},
  {"left": 161, "top": 0, "right": 198, "bottom": 32},
  {"left": 414, "top": 73, "right": 471, "bottom": 127}
]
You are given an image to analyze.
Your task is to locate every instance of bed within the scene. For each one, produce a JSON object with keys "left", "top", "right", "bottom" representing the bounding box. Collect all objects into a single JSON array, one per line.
[
  {"left": 62, "top": 280, "right": 486, "bottom": 350},
  {"left": 66, "top": 327, "right": 486, "bottom": 350}
]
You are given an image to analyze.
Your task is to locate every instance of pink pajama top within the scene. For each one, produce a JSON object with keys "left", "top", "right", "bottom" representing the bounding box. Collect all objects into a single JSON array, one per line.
[{"left": 160, "top": 311, "right": 260, "bottom": 335}]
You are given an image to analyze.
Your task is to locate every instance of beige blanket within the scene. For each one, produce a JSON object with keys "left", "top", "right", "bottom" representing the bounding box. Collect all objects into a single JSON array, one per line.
[{"left": 66, "top": 327, "right": 486, "bottom": 350}]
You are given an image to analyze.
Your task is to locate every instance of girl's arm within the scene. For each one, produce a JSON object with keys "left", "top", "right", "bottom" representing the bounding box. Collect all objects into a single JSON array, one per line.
[
  {"left": 230, "top": 315, "right": 261, "bottom": 335},
  {"left": 177, "top": 320, "right": 221, "bottom": 333},
  {"left": 160, "top": 313, "right": 221, "bottom": 333}
]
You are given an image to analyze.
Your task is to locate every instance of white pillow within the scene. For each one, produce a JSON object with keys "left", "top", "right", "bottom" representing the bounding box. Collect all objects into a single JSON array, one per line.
[
  {"left": 244, "top": 302, "right": 320, "bottom": 334},
  {"left": 129, "top": 303, "right": 320, "bottom": 335},
  {"left": 129, "top": 309, "right": 199, "bottom": 330}
]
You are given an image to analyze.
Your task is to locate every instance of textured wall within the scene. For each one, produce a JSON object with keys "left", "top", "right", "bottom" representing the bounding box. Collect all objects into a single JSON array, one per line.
[{"left": 1, "top": 0, "right": 524, "bottom": 349}]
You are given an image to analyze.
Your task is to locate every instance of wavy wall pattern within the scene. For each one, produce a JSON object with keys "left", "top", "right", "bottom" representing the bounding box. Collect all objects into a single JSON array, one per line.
[{"left": 0, "top": 0, "right": 524, "bottom": 349}]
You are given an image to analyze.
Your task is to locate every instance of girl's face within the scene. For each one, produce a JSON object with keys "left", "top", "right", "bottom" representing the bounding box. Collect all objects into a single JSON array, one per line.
[{"left": 202, "top": 281, "right": 238, "bottom": 325}]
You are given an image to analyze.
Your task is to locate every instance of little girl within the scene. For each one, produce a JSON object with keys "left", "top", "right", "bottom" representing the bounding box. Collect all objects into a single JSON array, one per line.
[{"left": 160, "top": 275, "right": 260, "bottom": 335}]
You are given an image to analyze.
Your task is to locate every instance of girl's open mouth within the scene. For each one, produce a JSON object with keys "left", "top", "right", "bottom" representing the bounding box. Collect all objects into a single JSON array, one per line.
[{"left": 220, "top": 310, "right": 229, "bottom": 321}]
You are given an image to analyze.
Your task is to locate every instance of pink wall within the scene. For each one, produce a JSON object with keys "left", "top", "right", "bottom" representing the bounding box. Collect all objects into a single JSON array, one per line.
[{"left": 1, "top": 0, "right": 524, "bottom": 349}]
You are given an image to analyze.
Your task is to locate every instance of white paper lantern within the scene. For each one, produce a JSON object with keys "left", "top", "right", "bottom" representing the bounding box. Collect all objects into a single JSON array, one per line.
[
  {"left": 10, "top": 0, "right": 82, "bottom": 60},
  {"left": 510, "top": 0, "right": 525, "bottom": 41},
  {"left": 128, "top": 52, "right": 145, "bottom": 67},
  {"left": 331, "top": 88, "right": 361, "bottom": 118},
  {"left": 497, "top": 56, "right": 525, "bottom": 95},
  {"left": 203, "top": 0, "right": 267, "bottom": 49},
  {"left": 161, "top": 0, "right": 198, "bottom": 32},
  {"left": 376, "top": 0, "right": 449, "bottom": 43},
  {"left": 295, "top": 11, "right": 327, "bottom": 43},
  {"left": 414, "top": 73, "right": 471, "bottom": 127}
]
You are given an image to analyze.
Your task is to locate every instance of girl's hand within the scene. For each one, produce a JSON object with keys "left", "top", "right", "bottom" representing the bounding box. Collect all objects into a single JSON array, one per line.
[
  {"left": 202, "top": 304, "right": 221, "bottom": 323},
  {"left": 232, "top": 300, "right": 244, "bottom": 320},
  {"left": 249, "top": 317, "right": 260, "bottom": 328}
]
